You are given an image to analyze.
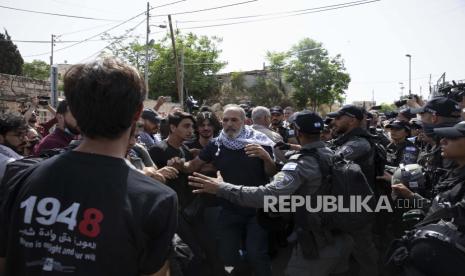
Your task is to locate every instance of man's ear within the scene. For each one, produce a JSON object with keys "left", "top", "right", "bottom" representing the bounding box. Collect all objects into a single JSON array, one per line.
[
  {"left": 0, "top": 134, "right": 5, "bottom": 144},
  {"left": 133, "top": 103, "right": 144, "bottom": 122},
  {"left": 169, "top": 124, "right": 176, "bottom": 134},
  {"left": 431, "top": 114, "right": 439, "bottom": 124}
]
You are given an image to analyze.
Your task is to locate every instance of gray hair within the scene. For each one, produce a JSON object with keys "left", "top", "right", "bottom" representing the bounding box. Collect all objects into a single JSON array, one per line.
[
  {"left": 223, "top": 104, "right": 246, "bottom": 121},
  {"left": 251, "top": 106, "right": 270, "bottom": 123}
]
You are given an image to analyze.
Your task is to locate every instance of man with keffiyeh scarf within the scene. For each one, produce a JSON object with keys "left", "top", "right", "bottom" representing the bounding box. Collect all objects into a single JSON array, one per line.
[{"left": 169, "top": 104, "right": 277, "bottom": 276}]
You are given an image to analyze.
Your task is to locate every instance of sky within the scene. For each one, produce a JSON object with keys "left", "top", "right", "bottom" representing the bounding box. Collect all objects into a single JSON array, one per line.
[{"left": 2, "top": 0, "right": 465, "bottom": 104}]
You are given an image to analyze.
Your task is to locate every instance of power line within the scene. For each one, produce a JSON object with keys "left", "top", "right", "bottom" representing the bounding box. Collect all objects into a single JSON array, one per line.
[
  {"left": 22, "top": 0, "right": 186, "bottom": 58},
  {"left": 151, "top": 0, "right": 258, "bottom": 18},
  {"left": 57, "top": 22, "right": 116, "bottom": 37},
  {"left": 11, "top": 37, "right": 140, "bottom": 43},
  {"left": 79, "top": 18, "right": 147, "bottom": 62},
  {"left": 23, "top": 12, "right": 147, "bottom": 57},
  {"left": 180, "top": 0, "right": 380, "bottom": 30},
  {"left": 177, "top": 0, "right": 372, "bottom": 23},
  {"left": 0, "top": 4, "right": 121, "bottom": 21}
]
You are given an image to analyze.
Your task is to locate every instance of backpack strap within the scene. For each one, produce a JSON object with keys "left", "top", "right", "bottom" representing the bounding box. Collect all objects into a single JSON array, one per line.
[{"left": 299, "top": 148, "right": 334, "bottom": 182}]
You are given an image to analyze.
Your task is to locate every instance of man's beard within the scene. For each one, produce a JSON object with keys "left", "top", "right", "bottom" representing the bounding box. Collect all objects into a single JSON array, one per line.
[
  {"left": 271, "top": 120, "right": 281, "bottom": 126},
  {"left": 225, "top": 127, "right": 242, "bottom": 139},
  {"left": 335, "top": 125, "right": 348, "bottom": 135}
]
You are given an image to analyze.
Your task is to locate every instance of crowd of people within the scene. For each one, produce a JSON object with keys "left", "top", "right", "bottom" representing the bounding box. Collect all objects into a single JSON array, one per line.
[{"left": 0, "top": 57, "right": 464, "bottom": 276}]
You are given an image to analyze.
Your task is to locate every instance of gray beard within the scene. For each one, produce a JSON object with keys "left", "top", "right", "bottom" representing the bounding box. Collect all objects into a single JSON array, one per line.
[{"left": 226, "top": 127, "right": 242, "bottom": 139}]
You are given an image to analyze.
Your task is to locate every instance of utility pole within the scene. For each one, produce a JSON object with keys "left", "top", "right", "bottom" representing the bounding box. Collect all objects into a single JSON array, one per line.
[
  {"left": 179, "top": 48, "right": 184, "bottom": 108},
  {"left": 144, "top": 2, "right": 150, "bottom": 100},
  {"left": 50, "top": 34, "right": 55, "bottom": 66},
  {"left": 168, "top": 14, "right": 183, "bottom": 107},
  {"left": 406, "top": 54, "right": 412, "bottom": 95},
  {"left": 429, "top": 73, "right": 432, "bottom": 96}
]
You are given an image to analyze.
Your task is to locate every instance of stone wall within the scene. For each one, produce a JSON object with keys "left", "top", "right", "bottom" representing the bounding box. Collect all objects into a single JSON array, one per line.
[{"left": 0, "top": 73, "right": 51, "bottom": 114}]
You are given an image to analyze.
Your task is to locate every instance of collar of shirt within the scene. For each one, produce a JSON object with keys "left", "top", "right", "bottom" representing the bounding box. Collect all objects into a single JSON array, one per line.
[{"left": 301, "top": 141, "right": 326, "bottom": 151}]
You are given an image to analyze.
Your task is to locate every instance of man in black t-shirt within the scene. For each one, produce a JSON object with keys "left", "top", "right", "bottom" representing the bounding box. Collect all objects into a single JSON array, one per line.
[
  {"left": 0, "top": 58, "right": 177, "bottom": 276},
  {"left": 149, "top": 111, "right": 195, "bottom": 209},
  {"left": 149, "top": 111, "right": 226, "bottom": 276}
]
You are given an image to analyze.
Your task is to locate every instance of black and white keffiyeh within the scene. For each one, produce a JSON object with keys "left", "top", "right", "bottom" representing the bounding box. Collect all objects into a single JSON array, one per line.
[{"left": 215, "top": 125, "right": 275, "bottom": 151}]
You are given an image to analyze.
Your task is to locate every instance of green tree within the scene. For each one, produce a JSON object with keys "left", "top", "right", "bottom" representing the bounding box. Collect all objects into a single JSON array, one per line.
[
  {"left": 104, "top": 31, "right": 226, "bottom": 100},
  {"left": 379, "top": 103, "right": 396, "bottom": 113},
  {"left": 0, "top": 29, "right": 23, "bottom": 75},
  {"left": 22, "top": 60, "right": 50, "bottom": 80},
  {"left": 151, "top": 32, "right": 226, "bottom": 100},
  {"left": 266, "top": 51, "right": 288, "bottom": 92},
  {"left": 270, "top": 38, "right": 350, "bottom": 110},
  {"left": 249, "top": 77, "right": 284, "bottom": 107},
  {"left": 230, "top": 71, "right": 246, "bottom": 91}
]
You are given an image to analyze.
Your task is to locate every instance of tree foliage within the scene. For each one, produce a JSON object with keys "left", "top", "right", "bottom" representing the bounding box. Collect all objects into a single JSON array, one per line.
[
  {"left": 379, "top": 103, "right": 396, "bottom": 113},
  {"left": 103, "top": 31, "right": 226, "bottom": 101},
  {"left": 267, "top": 38, "right": 350, "bottom": 110},
  {"left": 22, "top": 60, "right": 50, "bottom": 80},
  {"left": 0, "top": 29, "right": 23, "bottom": 75}
]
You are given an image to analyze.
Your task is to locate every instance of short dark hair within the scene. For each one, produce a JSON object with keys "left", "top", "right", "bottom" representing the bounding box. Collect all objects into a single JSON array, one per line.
[
  {"left": 195, "top": 111, "right": 221, "bottom": 137},
  {"left": 56, "top": 99, "right": 68, "bottom": 115},
  {"left": 0, "top": 113, "right": 27, "bottom": 135},
  {"left": 64, "top": 58, "right": 145, "bottom": 139},
  {"left": 168, "top": 111, "right": 195, "bottom": 128}
]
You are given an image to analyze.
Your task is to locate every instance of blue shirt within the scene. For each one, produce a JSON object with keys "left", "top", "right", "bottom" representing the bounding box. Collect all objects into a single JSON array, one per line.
[{"left": 139, "top": 131, "right": 161, "bottom": 149}]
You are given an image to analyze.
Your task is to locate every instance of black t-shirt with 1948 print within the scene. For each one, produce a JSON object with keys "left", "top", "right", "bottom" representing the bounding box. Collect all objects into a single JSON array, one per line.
[{"left": 0, "top": 151, "right": 177, "bottom": 275}]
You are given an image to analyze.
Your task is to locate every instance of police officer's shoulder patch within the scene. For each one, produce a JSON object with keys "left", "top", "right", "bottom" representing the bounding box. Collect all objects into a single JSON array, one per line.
[
  {"left": 282, "top": 162, "right": 298, "bottom": 171},
  {"left": 340, "top": 145, "right": 354, "bottom": 156},
  {"left": 289, "top": 154, "right": 302, "bottom": 161},
  {"left": 274, "top": 172, "right": 295, "bottom": 188}
]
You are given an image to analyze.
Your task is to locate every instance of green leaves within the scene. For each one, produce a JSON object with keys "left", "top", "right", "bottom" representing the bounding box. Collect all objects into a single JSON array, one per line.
[
  {"left": 0, "top": 29, "right": 23, "bottom": 75},
  {"left": 22, "top": 60, "right": 50, "bottom": 80},
  {"left": 104, "top": 31, "right": 226, "bottom": 101},
  {"left": 266, "top": 38, "right": 350, "bottom": 110}
]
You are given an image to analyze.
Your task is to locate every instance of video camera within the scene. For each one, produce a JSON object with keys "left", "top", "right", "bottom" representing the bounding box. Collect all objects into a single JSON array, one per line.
[
  {"left": 185, "top": 95, "right": 199, "bottom": 113},
  {"left": 437, "top": 81, "right": 465, "bottom": 102},
  {"left": 38, "top": 96, "right": 50, "bottom": 106},
  {"left": 394, "top": 94, "right": 420, "bottom": 108}
]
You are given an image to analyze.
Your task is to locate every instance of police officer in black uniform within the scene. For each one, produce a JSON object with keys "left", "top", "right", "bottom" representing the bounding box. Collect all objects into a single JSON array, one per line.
[
  {"left": 270, "top": 106, "right": 295, "bottom": 144},
  {"left": 412, "top": 97, "right": 462, "bottom": 199},
  {"left": 385, "top": 120, "right": 419, "bottom": 167},
  {"left": 188, "top": 111, "right": 354, "bottom": 276},
  {"left": 327, "top": 104, "right": 379, "bottom": 276},
  {"left": 389, "top": 121, "right": 465, "bottom": 276}
]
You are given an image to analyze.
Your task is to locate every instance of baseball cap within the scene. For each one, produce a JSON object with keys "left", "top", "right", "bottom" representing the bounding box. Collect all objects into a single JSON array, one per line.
[
  {"left": 385, "top": 120, "right": 411, "bottom": 131},
  {"left": 411, "top": 97, "right": 461, "bottom": 118},
  {"left": 399, "top": 108, "right": 416, "bottom": 120},
  {"left": 410, "top": 119, "right": 423, "bottom": 129},
  {"left": 327, "top": 104, "right": 364, "bottom": 120},
  {"left": 433, "top": 121, "right": 465, "bottom": 138},
  {"left": 141, "top": 109, "right": 161, "bottom": 124},
  {"left": 288, "top": 111, "right": 324, "bottom": 134},
  {"left": 270, "top": 106, "right": 283, "bottom": 115}
]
